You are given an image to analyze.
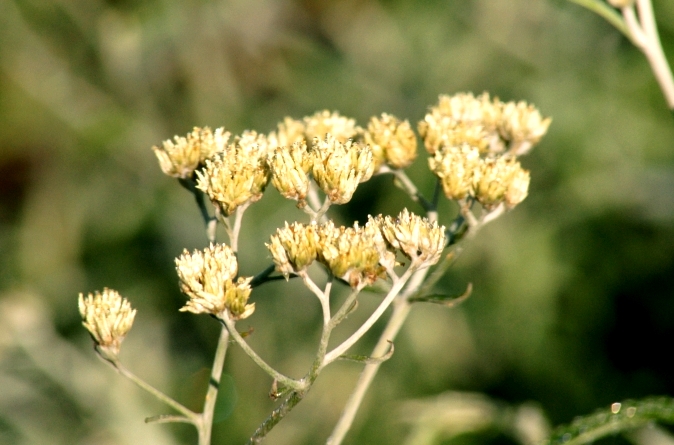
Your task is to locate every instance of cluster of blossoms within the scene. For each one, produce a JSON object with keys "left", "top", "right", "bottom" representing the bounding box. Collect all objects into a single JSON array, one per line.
[
  {"left": 79, "top": 92, "right": 549, "bottom": 356},
  {"left": 267, "top": 209, "right": 445, "bottom": 288},
  {"left": 421, "top": 93, "right": 551, "bottom": 210}
]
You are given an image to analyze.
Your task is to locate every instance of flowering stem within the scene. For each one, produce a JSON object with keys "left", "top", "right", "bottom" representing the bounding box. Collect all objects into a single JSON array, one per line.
[
  {"left": 323, "top": 266, "right": 415, "bottom": 365},
  {"left": 625, "top": 0, "right": 674, "bottom": 109},
  {"left": 219, "top": 313, "right": 304, "bottom": 391},
  {"left": 197, "top": 326, "right": 230, "bottom": 445},
  {"left": 326, "top": 297, "right": 412, "bottom": 445},
  {"left": 110, "top": 358, "right": 199, "bottom": 425},
  {"left": 246, "top": 390, "right": 305, "bottom": 444}
]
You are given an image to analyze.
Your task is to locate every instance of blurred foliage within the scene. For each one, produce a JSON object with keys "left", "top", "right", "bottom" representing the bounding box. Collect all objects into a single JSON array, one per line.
[{"left": 1, "top": 0, "right": 674, "bottom": 444}]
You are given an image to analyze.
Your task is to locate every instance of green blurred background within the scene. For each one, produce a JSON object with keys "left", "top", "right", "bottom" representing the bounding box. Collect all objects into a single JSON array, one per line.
[{"left": 1, "top": 0, "right": 674, "bottom": 444}]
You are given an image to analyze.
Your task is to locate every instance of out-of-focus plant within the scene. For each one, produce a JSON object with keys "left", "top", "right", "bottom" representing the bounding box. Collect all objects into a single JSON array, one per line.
[
  {"left": 78, "top": 92, "right": 550, "bottom": 444},
  {"left": 567, "top": 0, "right": 674, "bottom": 111}
]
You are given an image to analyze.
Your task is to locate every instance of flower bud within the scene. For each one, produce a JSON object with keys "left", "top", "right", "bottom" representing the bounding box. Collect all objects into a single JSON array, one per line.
[
  {"left": 380, "top": 208, "right": 446, "bottom": 268},
  {"left": 364, "top": 113, "right": 418, "bottom": 170},
  {"left": 268, "top": 142, "right": 313, "bottom": 207},
  {"left": 267, "top": 222, "right": 320, "bottom": 278},
  {"left": 428, "top": 144, "right": 481, "bottom": 200},
  {"left": 473, "top": 156, "right": 530, "bottom": 209}
]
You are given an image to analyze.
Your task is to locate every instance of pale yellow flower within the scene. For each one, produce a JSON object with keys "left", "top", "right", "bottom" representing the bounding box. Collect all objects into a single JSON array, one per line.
[
  {"left": 152, "top": 127, "right": 231, "bottom": 178},
  {"left": 316, "top": 221, "right": 384, "bottom": 288},
  {"left": 428, "top": 144, "right": 481, "bottom": 200},
  {"left": 266, "top": 222, "right": 320, "bottom": 278},
  {"left": 498, "top": 101, "right": 551, "bottom": 156},
  {"left": 195, "top": 133, "right": 270, "bottom": 215},
  {"left": 473, "top": 156, "right": 530, "bottom": 210},
  {"left": 79, "top": 288, "right": 136, "bottom": 358},
  {"left": 380, "top": 209, "right": 446, "bottom": 268},
  {"left": 364, "top": 113, "right": 418, "bottom": 170},
  {"left": 175, "top": 244, "right": 254, "bottom": 319},
  {"left": 268, "top": 142, "right": 313, "bottom": 207},
  {"left": 304, "top": 110, "right": 359, "bottom": 145},
  {"left": 311, "top": 134, "right": 374, "bottom": 204},
  {"left": 268, "top": 117, "right": 307, "bottom": 150}
]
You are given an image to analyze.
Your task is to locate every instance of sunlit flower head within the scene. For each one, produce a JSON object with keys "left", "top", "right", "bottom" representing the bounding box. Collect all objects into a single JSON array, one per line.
[
  {"left": 316, "top": 221, "right": 384, "bottom": 288},
  {"left": 364, "top": 113, "right": 418, "bottom": 170},
  {"left": 304, "top": 110, "right": 359, "bottom": 146},
  {"left": 380, "top": 209, "right": 446, "bottom": 268},
  {"left": 175, "top": 243, "right": 254, "bottom": 319},
  {"left": 497, "top": 101, "right": 551, "bottom": 156},
  {"left": 268, "top": 117, "right": 307, "bottom": 151},
  {"left": 428, "top": 144, "right": 481, "bottom": 201},
  {"left": 268, "top": 141, "right": 313, "bottom": 207},
  {"left": 195, "top": 132, "right": 270, "bottom": 215},
  {"left": 152, "top": 127, "right": 231, "bottom": 179},
  {"left": 79, "top": 288, "right": 137, "bottom": 358},
  {"left": 473, "top": 156, "right": 530, "bottom": 210},
  {"left": 311, "top": 134, "right": 374, "bottom": 204},
  {"left": 267, "top": 221, "right": 320, "bottom": 279}
]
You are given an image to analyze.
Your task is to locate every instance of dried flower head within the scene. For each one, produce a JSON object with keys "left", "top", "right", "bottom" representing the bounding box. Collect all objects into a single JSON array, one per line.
[
  {"left": 316, "top": 221, "right": 384, "bottom": 288},
  {"left": 364, "top": 113, "right": 418, "bottom": 170},
  {"left": 498, "top": 101, "right": 551, "bottom": 156},
  {"left": 195, "top": 133, "right": 270, "bottom": 215},
  {"left": 267, "top": 222, "right": 320, "bottom": 278},
  {"left": 175, "top": 244, "right": 254, "bottom": 319},
  {"left": 79, "top": 288, "right": 137, "bottom": 358},
  {"left": 152, "top": 127, "right": 231, "bottom": 179},
  {"left": 473, "top": 156, "right": 530, "bottom": 210},
  {"left": 304, "top": 110, "right": 359, "bottom": 145},
  {"left": 380, "top": 208, "right": 446, "bottom": 268},
  {"left": 268, "top": 117, "right": 307, "bottom": 150},
  {"left": 311, "top": 134, "right": 374, "bottom": 204},
  {"left": 268, "top": 141, "right": 313, "bottom": 207},
  {"left": 428, "top": 144, "right": 481, "bottom": 200}
]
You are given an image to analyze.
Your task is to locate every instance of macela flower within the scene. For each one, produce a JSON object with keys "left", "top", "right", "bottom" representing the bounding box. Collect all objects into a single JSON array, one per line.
[
  {"left": 79, "top": 288, "right": 137, "bottom": 358},
  {"left": 175, "top": 243, "right": 254, "bottom": 319}
]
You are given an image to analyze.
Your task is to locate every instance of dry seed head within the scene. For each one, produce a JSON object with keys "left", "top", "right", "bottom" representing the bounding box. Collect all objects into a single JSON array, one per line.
[
  {"left": 175, "top": 244, "right": 254, "bottom": 319},
  {"left": 428, "top": 144, "right": 481, "bottom": 200},
  {"left": 311, "top": 134, "right": 374, "bottom": 204},
  {"left": 364, "top": 113, "right": 418, "bottom": 170},
  {"left": 152, "top": 126, "right": 231, "bottom": 178},
  {"left": 78, "top": 288, "right": 136, "bottom": 357},
  {"left": 304, "top": 110, "right": 359, "bottom": 145},
  {"left": 268, "top": 141, "right": 313, "bottom": 207},
  {"left": 473, "top": 156, "right": 530, "bottom": 210},
  {"left": 195, "top": 134, "right": 270, "bottom": 215},
  {"left": 380, "top": 208, "right": 446, "bottom": 268},
  {"left": 267, "top": 222, "right": 320, "bottom": 278},
  {"left": 316, "top": 221, "right": 384, "bottom": 288}
]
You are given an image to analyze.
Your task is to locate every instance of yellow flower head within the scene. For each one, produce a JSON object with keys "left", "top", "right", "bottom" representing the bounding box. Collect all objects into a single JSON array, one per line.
[
  {"left": 304, "top": 110, "right": 359, "bottom": 146},
  {"left": 311, "top": 134, "right": 374, "bottom": 204},
  {"left": 428, "top": 144, "right": 481, "bottom": 200},
  {"left": 268, "top": 117, "right": 307, "bottom": 150},
  {"left": 175, "top": 243, "right": 254, "bottom": 319},
  {"left": 497, "top": 101, "right": 551, "bottom": 156},
  {"left": 152, "top": 127, "right": 231, "bottom": 179},
  {"left": 266, "top": 221, "right": 320, "bottom": 278},
  {"left": 268, "top": 141, "right": 313, "bottom": 207},
  {"left": 364, "top": 113, "right": 418, "bottom": 170},
  {"left": 473, "top": 156, "right": 530, "bottom": 210},
  {"left": 195, "top": 131, "right": 270, "bottom": 215},
  {"left": 79, "top": 288, "right": 137, "bottom": 358},
  {"left": 316, "top": 221, "right": 384, "bottom": 288},
  {"left": 380, "top": 209, "right": 446, "bottom": 268}
]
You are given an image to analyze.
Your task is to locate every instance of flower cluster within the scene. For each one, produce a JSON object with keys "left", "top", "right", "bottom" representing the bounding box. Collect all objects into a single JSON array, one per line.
[
  {"left": 267, "top": 209, "right": 446, "bottom": 288},
  {"left": 175, "top": 243, "right": 254, "bottom": 319},
  {"left": 152, "top": 127, "right": 231, "bottom": 179},
  {"left": 422, "top": 93, "right": 549, "bottom": 210},
  {"left": 79, "top": 288, "right": 137, "bottom": 358}
]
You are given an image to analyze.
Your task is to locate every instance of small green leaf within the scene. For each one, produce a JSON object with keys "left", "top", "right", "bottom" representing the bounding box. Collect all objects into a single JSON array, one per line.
[
  {"left": 338, "top": 341, "right": 394, "bottom": 364},
  {"left": 409, "top": 283, "right": 472, "bottom": 307},
  {"left": 544, "top": 396, "right": 674, "bottom": 445}
]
